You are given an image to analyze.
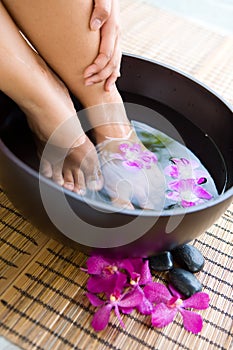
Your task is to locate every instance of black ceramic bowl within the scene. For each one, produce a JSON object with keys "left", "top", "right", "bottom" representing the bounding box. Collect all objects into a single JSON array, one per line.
[{"left": 0, "top": 54, "right": 232, "bottom": 257}]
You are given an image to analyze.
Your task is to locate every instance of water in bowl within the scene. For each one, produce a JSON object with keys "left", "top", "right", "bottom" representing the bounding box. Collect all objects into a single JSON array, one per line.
[
  {"left": 85, "top": 119, "right": 222, "bottom": 212},
  {"left": 0, "top": 96, "right": 227, "bottom": 212}
]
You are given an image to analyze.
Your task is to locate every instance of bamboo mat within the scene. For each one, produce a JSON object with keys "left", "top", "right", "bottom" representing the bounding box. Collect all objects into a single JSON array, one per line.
[{"left": 1, "top": 1, "right": 233, "bottom": 349}]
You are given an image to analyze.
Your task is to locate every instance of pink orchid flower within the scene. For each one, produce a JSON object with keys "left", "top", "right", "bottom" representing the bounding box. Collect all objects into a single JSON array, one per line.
[
  {"left": 128, "top": 259, "right": 154, "bottom": 315},
  {"left": 86, "top": 255, "right": 133, "bottom": 294},
  {"left": 164, "top": 158, "right": 208, "bottom": 182},
  {"left": 111, "top": 143, "right": 158, "bottom": 170},
  {"left": 87, "top": 281, "right": 143, "bottom": 331},
  {"left": 166, "top": 179, "right": 213, "bottom": 208},
  {"left": 144, "top": 282, "right": 210, "bottom": 333}
]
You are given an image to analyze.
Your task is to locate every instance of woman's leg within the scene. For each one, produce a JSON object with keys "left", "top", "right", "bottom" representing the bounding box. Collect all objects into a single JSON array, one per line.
[
  {"left": 0, "top": 1, "right": 102, "bottom": 193},
  {"left": 2, "top": 0, "right": 165, "bottom": 209},
  {"left": 2, "top": 0, "right": 131, "bottom": 142}
]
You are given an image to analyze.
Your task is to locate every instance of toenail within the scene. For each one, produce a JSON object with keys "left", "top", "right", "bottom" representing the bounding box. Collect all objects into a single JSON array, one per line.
[
  {"left": 87, "top": 179, "right": 103, "bottom": 191},
  {"left": 64, "top": 182, "right": 74, "bottom": 190},
  {"left": 55, "top": 180, "right": 64, "bottom": 186},
  {"left": 76, "top": 188, "right": 86, "bottom": 196}
]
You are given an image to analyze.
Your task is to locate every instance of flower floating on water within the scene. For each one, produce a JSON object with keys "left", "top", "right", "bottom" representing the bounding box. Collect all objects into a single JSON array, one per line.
[
  {"left": 144, "top": 282, "right": 210, "bottom": 333},
  {"left": 164, "top": 158, "right": 213, "bottom": 208},
  {"left": 166, "top": 179, "right": 213, "bottom": 208},
  {"left": 111, "top": 143, "right": 158, "bottom": 170},
  {"left": 164, "top": 158, "right": 208, "bottom": 182},
  {"left": 84, "top": 255, "right": 210, "bottom": 333}
]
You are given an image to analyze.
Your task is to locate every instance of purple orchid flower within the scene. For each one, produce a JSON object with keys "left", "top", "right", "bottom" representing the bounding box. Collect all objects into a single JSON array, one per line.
[
  {"left": 164, "top": 158, "right": 208, "bottom": 182},
  {"left": 111, "top": 143, "right": 158, "bottom": 170},
  {"left": 166, "top": 179, "right": 213, "bottom": 208},
  {"left": 128, "top": 259, "right": 154, "bottom": 315},
  {"left": 86, "top": 255, "right": 133, "bottom": 294},
  {"left": 144, "top": 282, "right": 210, "bottom": 333},
  {"left": 126, "top": 258, "right": 152, "bottom": 285},
  {"left": 87, "top": 277, "right": 143, "bottom": 331}
]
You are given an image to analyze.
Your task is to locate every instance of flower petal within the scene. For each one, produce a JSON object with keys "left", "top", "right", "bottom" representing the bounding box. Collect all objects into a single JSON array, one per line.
[
  {"left": 151, "top": 303, "right": 177, "bottom": 328},
  {"left": 171, "top": 158, "right": 183, "bottom": 165},
  {"left": 87, "top": 275, "right": 116, "bottom": 294},
  {"left": 86, "top": 255, "right": 107, "bottom": 274},
  {"left": 114, "top": 305, "right": 125, "bottom": 328},
  {"left": 130, "top": 258, "right": 144, "bottom": 274},
  {"left": 167, "top": 180, "right": 183, "bottom": 192},
  {"left": 179, "top": 308, "right": 203, "bottom": 333},
  {"left": 182, "top": 292, "right": 210, "bottom": 310},
  {"left": 144, "top": 282, "right": 171, "bottom": 303},
  {"left": 137, "top": 294, "right": 154, "bottom": 315},
  {"left": 139, "top": 260, "right": 152, "bottom": 285},
  {"left": 193, "top": 186, "right": 213, "bottom": 200},
  {"left": 119, "top": 143, "right": 129, "bottom": 152},
  {"left": 123, "top": 160, "right": 143, "bottom": 169},
  {"left": 166, "top": 190, "right": 180, "bottom": 201},
  {"left": 120, "top": 307, "right": 134, "bottom": 314},
  {"left": 118, "top": 288, "right": 143, "bottom": 308},
  {"left": 118, "top": 259, "right": 135, "bottom": 275},
  {"left": 181, "top": 200, "right": 196, "bottom": 208},
  {"left": 86, "top": 293, "right": 104, "bottom": 307},
  {"left": 91, "top": 304, "right": 112, "bottom": 332},
  {"left": 114, "top": 272, "right": 127, "bottom": 294},
  {"left": 164, "top": 165, "right": 179, "bottom": 178}
]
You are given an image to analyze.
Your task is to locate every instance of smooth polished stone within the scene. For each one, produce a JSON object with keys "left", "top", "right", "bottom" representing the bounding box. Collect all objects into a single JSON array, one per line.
[
  {"left": 149, "top": 251, "right": 173, "bottom": 271},
  {"left": 172, "top": 244, "right": 205, "bottom": 272},
  {"left": 168, "top": 268, "right": 202, "bottom": 297}
]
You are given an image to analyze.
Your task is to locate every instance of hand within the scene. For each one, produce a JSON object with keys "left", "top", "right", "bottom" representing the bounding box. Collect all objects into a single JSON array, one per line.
[
  {"left": 84, "top": 0, "right": 122, "bottom": 92},
  {"left": 97, "top": 135, "right": 166, "bottom": 210}
]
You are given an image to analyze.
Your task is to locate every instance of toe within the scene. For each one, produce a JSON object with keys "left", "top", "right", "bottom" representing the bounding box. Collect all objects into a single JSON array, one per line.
[
  {"left": 86, "top": 171, "right": 104, "bottom": 191},
  {"left": 52, "top": 164, "right": 64, "bottom": 186},
  {"left": 112, "top": 197, "right": 135, "bottom": 210},
  {"left": 40, "top": 159, "right": 53, "bottom": 178},
  {"left": 73, "top": 170, "right": 86, "bottom": 195},
  {"left": 63, "top": 169, "right": 74, "bottom": 191}
]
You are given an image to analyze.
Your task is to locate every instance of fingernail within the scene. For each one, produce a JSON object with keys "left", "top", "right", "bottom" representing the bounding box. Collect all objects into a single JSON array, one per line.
[
  {"left": 84, "top": 72, "right": 94, "bottom": 78},
  {"left": 91, "top": 18, "right": 102, "bottom": 31},
  {"left": 85, "top": 81, "right": 94, "bottom": 86},
  {"left": 109, "top": 83, "right": 114, "bottom": 91},
  {"left": 106, "top": 83, "right": 114, "bottom": 92},
  {"left": 84, "top": 69, "right": 96, "bottom": 78}
]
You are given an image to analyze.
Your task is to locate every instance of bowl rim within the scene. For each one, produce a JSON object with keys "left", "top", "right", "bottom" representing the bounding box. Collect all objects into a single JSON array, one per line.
[
  {"left": 1, "top": 54, "right": 232, "bottom": 217},
  {"left": 122, "top": 52, "right": 233, "bottom": 113}
]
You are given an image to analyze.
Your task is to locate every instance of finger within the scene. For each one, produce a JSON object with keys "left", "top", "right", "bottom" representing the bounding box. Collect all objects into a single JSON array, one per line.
[
  {"left": 83, "top": 29, "right": 117, "bottom": 78},
  {"left": 84, "top": 54, "right": 120, "bottom": 86},
  {"left": 105, "top": 43, "right": 122, "bottom": 90},
  {"left": 104, "top": 71, "right": 120, "bottom": 91},
  {"left": 85, "top": 37, "right": 121, "bottom": 85},
  {"left": 85, "top": 15, "right": 119, "bottom": 77},
  {"left": 84, "top": 53, "right": 110, "bottom": 79},
  {"left": 90, "top": 0, "right": 112, "bottom": 31}
]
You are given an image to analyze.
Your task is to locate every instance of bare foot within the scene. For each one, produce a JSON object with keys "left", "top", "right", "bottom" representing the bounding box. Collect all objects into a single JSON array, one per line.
[
  {"left": 86, "top": 88, "right": 166, "bottom": 210},
  {"left": 18, "top": 57, "right": 103, "bottom": 194}
]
